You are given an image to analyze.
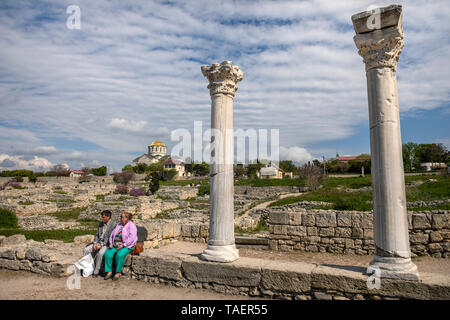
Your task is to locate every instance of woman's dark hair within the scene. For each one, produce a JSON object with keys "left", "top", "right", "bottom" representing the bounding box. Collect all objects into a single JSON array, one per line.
[{"left": 101, "top": 210, "right": 112, "bottom": 218}]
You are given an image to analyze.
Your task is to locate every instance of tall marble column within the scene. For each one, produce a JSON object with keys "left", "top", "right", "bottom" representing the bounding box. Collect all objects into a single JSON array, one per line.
[
  {"left": 352, "top": 5, "right": 419, "bottom": 280},
  {"left": 200, "top": 61, "right": 243, "bottom": 262}
]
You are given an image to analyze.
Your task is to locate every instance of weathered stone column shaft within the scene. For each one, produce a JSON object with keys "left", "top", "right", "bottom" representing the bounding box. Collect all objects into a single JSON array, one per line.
[
  {"left": 200, "top": 61, "right": 243, "bottom": 262},
  {"left": 209, "top": 93, "right": 235, "bottom": 246},
  {"left": 352, "top": 4, "right": 419, "bottom": 280}
]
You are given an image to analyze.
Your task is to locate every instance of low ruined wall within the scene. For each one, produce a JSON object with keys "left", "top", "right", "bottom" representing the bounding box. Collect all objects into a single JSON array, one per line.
[
  {"left": 234, "top": 186, "right": 305, "bottom": 199},
  {"left": 0, "top": 234, "right": 449, "bottom": 300},
  {"left": 267, "top": 206, "right": 450, "bottom": 258}
]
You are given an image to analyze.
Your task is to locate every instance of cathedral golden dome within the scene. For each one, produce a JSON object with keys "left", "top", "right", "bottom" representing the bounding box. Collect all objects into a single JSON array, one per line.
[{"left": 151, "top": 139, "right": 165, "bottom": 147}]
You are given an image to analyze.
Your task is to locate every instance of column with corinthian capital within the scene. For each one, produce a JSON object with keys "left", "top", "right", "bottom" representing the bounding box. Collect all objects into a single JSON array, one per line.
[
  {"left": 200, "top": 61, "right": 243, "bottom": 262},
  {"left": 352, "top": 5, "right": 419, "bottom": 280}
]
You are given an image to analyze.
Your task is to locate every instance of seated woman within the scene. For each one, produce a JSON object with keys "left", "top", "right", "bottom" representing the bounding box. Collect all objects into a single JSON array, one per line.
[{"left": 103, "top": 212, "right": 137, "bottom": 281}]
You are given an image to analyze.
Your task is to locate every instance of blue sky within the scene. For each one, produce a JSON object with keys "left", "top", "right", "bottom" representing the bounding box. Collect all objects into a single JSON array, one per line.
[{"left": 0, "top": 0, "right": 448, "bottom": 173}]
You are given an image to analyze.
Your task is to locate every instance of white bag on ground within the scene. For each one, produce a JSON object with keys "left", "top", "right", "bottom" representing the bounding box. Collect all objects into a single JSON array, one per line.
[{"left": 74, "top": 254, "right": 94, "bottom": 277}]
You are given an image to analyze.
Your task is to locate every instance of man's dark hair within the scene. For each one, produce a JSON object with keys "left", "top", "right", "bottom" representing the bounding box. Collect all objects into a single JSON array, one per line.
[{"left": 101, "top": 210, "right": 112, "bottom": 218}]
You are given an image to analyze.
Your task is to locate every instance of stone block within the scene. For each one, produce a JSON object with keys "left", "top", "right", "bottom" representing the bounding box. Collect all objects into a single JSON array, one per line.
[
  {"left": 337, "top": 213, "right": 352, "bottom": 227},
  {"left": 319, "top": 227, "right": 335, "bottom": 237},
  {"left": 335, "top": 227, "right": 352, "bottom": 238},
  {"left": 73, "top": 235, "right": 94, "bottom": 246},
  {"left": 409, "top": 233, "right": 429, "bottom": 244},
  {"left": 345, "top": 239, "right": 355, "bottom": 249},
  {"left": 352, "top": 213, "right": 363, "bottom": 228},
  {"left": 428, "top": 243, "right": 443, "bottom": 253},
  {"left": 191, "top": 225, "right": 200, "bottom": 238},
  {"left": 0, "top": 248, "right": 15, "bottom": 260},
  {"left": 0, "top": 258, "right": 21, "bottom": 270},
  {"left": 181, "top": 225, "right": 192, "bottom": 237},
  {"left": 308, "top": 236, "right": 320, "bottom": 244},
  {"left": 305, "top": 245, "right": 318, "bottom": 252},
  {"left": 0, "top": 235, "right": 5, "bottom": 247},
  {"left": 2, "top": 234, "right": 26, "bottom": 246},
  {"left": 287, "top": 226, "right": 307, "bottom": 237},
  {"left": 431, "top": 214, "right": 450, "bottom": 229},
  {"left": 15, "top": 247, "right": 26, "bottom": 260},
  {"left": 316, "top": 212, "right": 336, "bottom": 227},
  {"left": 132, "top": 253, "right": 183, "bottom": 281},
  {"left": 302, "top": 212, "right": 315, "bottom": 226},
  {"left": 430, "top": 231, "right": 443, "bottom": 243},
  {"left": 182, "top": 256, "right": 261, "bottom": 287},
  {"left": 352, "top": 228, "right": 364, "bottom": 239},
  {"left": 25, "top": 248, "right": 42, "bottom": 261},
  {"left": 162, "top": 223, "right": 174, "bottom": 239},
  {"left": 361, "top": 213, "right": 373, "bottom": 228},
  {"left": 199, "top": 225, "right": 209, "bottom": 238},
  {"left": 273, "top": 225, "right": 288, "bottom": 235},
  {"left": 412, "top": 214, "right": 431, "bottom": 230},
  {"left": 313, "top": 292, "right": 333, "bottom": 300},
  {"left": 306, "top": 227, "right": 318, "bottom": 236},
  {"left": 363, "top": 228, "right": 374, "bottom": 240}
]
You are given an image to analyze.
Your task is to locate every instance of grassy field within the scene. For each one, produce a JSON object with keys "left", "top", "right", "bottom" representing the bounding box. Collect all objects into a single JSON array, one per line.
[
  {"left": 0, "top": 228, "right": 97, "bottom": 243},
  {"left": 268, "top": 174, "right": 449, "bottom": 211}
]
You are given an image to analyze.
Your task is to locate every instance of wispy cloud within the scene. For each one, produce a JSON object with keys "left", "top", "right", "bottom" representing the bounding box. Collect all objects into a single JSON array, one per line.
[{"left": 0, "top": 0, "right": 448, "bottom": 170}]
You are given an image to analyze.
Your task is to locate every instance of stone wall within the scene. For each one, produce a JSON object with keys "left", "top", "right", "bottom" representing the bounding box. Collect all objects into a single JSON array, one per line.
[
  {"left": 0, "top": 234, "right": 449, "bottom": 300},
  {"left": 266, "top": 206, "right": 450, "bottom": 258},
  {"left": 234, "top": 186, "right": 305, "bottom": 200}
]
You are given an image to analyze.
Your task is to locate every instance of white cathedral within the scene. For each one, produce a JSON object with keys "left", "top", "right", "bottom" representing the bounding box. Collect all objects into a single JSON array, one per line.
[{"left": 132, "top": 139, "right": 169, "bottom": 166}]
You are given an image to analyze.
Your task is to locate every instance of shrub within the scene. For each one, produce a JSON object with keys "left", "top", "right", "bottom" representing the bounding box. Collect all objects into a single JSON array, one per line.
[
  {"left": 298, "top": 165, "right": 326, "bottom": 190},
  {"left": 113, "top": 171, "right": 135, "bottom": 185},
  {"left": 91, "top": 166, "right": 107, "bottom": 176},
  {"left": 197, "top": 182, "right": 210, "bottom": 196},
  {"left": 114, "top": 184, "right": 128, "bottom": 195},
  {"left": 0, "top": 208, "right": 18, "bottom": 228},
  {"left": 28, "top": 174, "right": 37, "bottom": 183},
  {"left": 148, "top": 172, "right": 160, "bottom": 195},
  {"left": 15, "top": 176, "right": 24, "bottom": 182},
  {"left": 129, "top": 188, "right": 145, "bottom": 197}
]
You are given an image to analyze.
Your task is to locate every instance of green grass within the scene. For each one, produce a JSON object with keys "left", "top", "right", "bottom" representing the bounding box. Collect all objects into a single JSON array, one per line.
[
  {"left": 95, "top": 194, "right": 105, "bottom": 201},
  {"left": 53, "top": 190, "right": 67, "bottom": 194},
  {"left": 234, "top": 219, "right": 269, "bottom": 235},
  {"left": 406, "top": 176, "right": 450, "bottom": 201},
  {"left": 234, "top": 178, "right": 306, "bottom": 187},
  {"left": 266, "top": 174, "right": 449, "bottom": 211},
  {"left": 407, "top": 203, "right": 450, "bottom": 212},
  {"left": 160, "top": 179, "right": 207, "bottom": 186},
  {"left": 44, "top": 199, "right": 76, "bottom": 203},
  {"left": 47, "top": 207, "right": 86, "bottom": 222},
  {"left": 0, "top": 228, "right": 97, "bottom": 243},
  {"left": 18, "top": 201, "right": 34, "bottom": 205}
]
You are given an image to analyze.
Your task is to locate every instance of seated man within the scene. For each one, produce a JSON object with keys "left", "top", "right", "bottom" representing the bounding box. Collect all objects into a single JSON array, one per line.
[{"left": 83, "top": 210, "right": 115, "bottom": 278}]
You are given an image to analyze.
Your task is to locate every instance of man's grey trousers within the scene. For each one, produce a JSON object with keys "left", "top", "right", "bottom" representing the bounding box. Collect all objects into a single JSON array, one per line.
[{"left": 83, "top": 243, "right": 107, "bottom": 275}]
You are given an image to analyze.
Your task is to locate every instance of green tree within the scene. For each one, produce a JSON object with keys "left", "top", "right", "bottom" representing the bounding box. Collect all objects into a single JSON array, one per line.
[
  {"left": 148, "top": 172, "right": 160, "bottom": 195},
  {"left": 193, "top": 162, "right": 210, "bottom": 176},
  {"left": 420, "top": 143, "right": 447, "bottom": 163},
  {"left": 122, "top": 164, "right": 134, "bottom": 172},
  {"left": 234, "top": 164, "right": 246, "bottom": 178},
  {"left": 279, "top": 160, "right": 296, "bottom": 173},
  {"left": 91, "top": 166, "right": 107, "bottom": 176},
  {"left": 402, "top": 142, "right": 421, "bottom": 172},
  {"left": 162, "top": 169, "right": 177, "bottom": 181}
]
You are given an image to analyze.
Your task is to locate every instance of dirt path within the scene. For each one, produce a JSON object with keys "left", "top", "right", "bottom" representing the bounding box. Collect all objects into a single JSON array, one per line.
[
  {"left": 0, "top": 269, "right": 259, "bottom": 300},
  {"left": 236, "top": 192, "right": 302, "bottom": 225}
]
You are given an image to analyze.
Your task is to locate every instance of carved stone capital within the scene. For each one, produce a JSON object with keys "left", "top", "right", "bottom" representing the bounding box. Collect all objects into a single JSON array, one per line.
[
  {"left": 352, "top": 5, "right": 404, "bottom": 72},
  {"left": 353, "top": 26, "right": 404, "bottom": 72},
  {"left": 201, "top": 61, "right": 244, "bottom": 97}
]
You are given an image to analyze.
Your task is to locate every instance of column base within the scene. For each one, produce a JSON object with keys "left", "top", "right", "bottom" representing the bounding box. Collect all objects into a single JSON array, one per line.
[
  {"left": 367, "top": 255, "right": 420, "bottom": 281},
  {"left": 200, "top": 244, "right": 239, "bottom": 263}
]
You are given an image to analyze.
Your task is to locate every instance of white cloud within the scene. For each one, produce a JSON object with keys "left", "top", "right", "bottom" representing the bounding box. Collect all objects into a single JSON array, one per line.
[
  {"left": 280, "top": 146, "right": 314, "bottom": 165},
  {"left": 0, "top": 154, "right": 54, "bottom": 171},
  {"left": 107, "top": 118, "right": 147, "bottom": 133}
]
